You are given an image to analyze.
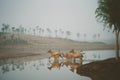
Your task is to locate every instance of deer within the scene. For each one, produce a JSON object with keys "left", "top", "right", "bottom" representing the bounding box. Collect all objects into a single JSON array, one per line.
[
  {"left": 48, "top": 49, "right": 62, "bottom": 60},
  {"left": 69, "top": 49, "right": 84, "bottom": 62},
  {"left": 62, "top": 53, "right": 73, "bottom": 61}
]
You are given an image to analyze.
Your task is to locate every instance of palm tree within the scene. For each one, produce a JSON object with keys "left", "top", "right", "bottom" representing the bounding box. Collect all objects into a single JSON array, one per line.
[
  {"left": 93, "top": 34, "right": 97, "bottom": 41},
  {"left": 11, "top": 27, "right": 15, "bottom": 40},
  {"left": 33, "top": 29, "right": 35, "bottom": 35},
  {"left": 46, "top": 28, "right": 52, "bottom": 37},
  {"left": 66, "top": 31, "right": 71, "bottom": 39},
  {"left": 95, "top": 0, "right": 120, "bottom": 60},
  {"left": 84, "top": 33, "right": 87, "bottom": 41},
  {"left": 12, "top": 27, "right": 15, "bottom": 33},
  {"left": 39, "top": 28, "right": 42, "bottom": 36},
  {"left": 98, "top": 33, "right": 100, "bottom": 41},
  {"left": 61, "top": 31, "right": 64, "bottom": 38},
  {"left": 28, "top": 27, "right": 31, "bottom": 34},
  {"left": 2, "top": 23, "right": 10, "bottom": 33},
  {"left": 55, "top": 30, "right": 58, "bottom": 37},
  {"left": 36, "top": 26, "right": 39, "bottom": 35},
  {"left": 1, "top": 27, "right": 5, "bottom": 33},
  {"left": 41, "top": 29, "right": 44, "bottom": 36},
  {"left": 76, "top": 33, "right": 80, "bottom": 40}
]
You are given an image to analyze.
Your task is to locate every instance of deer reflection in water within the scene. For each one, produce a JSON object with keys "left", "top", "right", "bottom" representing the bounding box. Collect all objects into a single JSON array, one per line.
[
  {"left": 48, "top": 58, "right": 82, "bottom": 73},
  {"left": 62, "top": 60, "right": 82, "bottom": 73},
  {"left": 48, "top": 59, "right": 62, "bottom": 70},
  {"left": 47, "top": 49, "right": 84, "bottom": 72}
]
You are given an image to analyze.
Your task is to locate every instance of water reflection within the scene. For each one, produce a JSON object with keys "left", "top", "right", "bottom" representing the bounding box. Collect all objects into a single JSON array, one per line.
[
  {"left": 0, "top": 58, "right": 91, "bottom": 80},
  {"left": 48, "top": 59, "right": 62, "bottom": 70},
  {"left": 0, "top": 50, "right": 118, "bottom": 80},
  {"left": 47, "top": 58, "right": 82, "bottom": 73},
  {"left": 62, "top": 60, "right": 82, "bottom": 73}
]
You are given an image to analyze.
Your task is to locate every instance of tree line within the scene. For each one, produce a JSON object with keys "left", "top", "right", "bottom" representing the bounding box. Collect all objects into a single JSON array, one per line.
[{"left": 0, "top": 23, "right": 101, "bottom": 42}]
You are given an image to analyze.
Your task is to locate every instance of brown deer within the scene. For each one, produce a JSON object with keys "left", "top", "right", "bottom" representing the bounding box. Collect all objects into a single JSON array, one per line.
[
  {"left": 48, "top": 49, "right": 62, "bottom": 60},
  {"left": 70, "top": 49, "right": 83, "bottom": 61}
]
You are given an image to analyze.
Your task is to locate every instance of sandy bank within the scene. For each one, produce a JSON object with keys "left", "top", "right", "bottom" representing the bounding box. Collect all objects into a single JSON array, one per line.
[{"left": 77, "top": 58, "right": 120, "bottom": 80}]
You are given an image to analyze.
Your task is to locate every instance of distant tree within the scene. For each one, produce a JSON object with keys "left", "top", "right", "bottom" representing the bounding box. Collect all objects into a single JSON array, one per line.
[
  {"left": 93, "top": 34, "right": 97, "bottom": 41},
  {"left": 11, "top": 27, "right": 15, "bottom": 40},
  {"left": 28, "top": 27, "right": 31, "bottom": 34},
  {"left": 61, "top": 31, "right": 64, "bottom": 38},
  {"left": 15, "top": 28, "right": 20, "bottom": 34},
  {"left": 95, "top": 0, "right": 120, "bottom": 60},
  {"left": 55, "top": 30, "right": 58, "bottom": 37},
  {"left": 98, "top": 33, "right": 100, "bottom": 40},
  {"left": 46, "top": 28, "right": 52, "bottom": 37},
  {"left": 41, "top": 29, "right": 44, "bottom": 36},
  {"left": 66, "top": 31, "right": 71, "bottom": 39},
  {"left": 2, "top": 23, "right": 10, "bottom": 33},
  {"left": 36, "top": 26, "right": 39, "bottom": 35},
  {"left": 39, "top": 28, "right": 41, "bottom": 36},
  {"left": 76, "top": 33, "right": 80, "bottom": 40},
  {"left": 98, "top": 33, "right": 100, "bottom": 38},
  {"left": 84, "top": 33, "right": 87, "bottom": 41},
  {"left": 19, "top": 25, "right": 25, "bottom": 34},
  {"left": 33, "top": 29, "right": 35, "bottom": 35},
  {"left": 1, "top": 27, "right": 5, "bottom": 33},
  {"left": 12, "top": 27, "right": 15, "bottom": 33},
  {"left": 59, "top": 29, "right": 63, "bottom": 38}
]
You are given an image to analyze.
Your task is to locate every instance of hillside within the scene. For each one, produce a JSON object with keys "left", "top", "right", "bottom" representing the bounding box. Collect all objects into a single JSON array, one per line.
[{"left": 0, "top": 33, "right": 114, "bottom": 59}]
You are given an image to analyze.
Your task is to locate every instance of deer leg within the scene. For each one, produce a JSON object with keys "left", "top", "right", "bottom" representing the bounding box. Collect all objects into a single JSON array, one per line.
[{"left": 73, "top": 58, "right": 76, "bottom": 62}]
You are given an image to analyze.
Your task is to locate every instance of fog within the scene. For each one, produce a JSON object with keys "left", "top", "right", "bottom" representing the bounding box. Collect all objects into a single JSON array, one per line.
[{"left": 0, "top": 0, "right": 118, "bottom": 44}]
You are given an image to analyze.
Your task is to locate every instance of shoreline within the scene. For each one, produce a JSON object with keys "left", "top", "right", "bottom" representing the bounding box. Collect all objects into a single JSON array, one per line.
[
  {"left": 0, "top": 48, "right": 114, "bottom": 60},
  {"left": 77, "top": 58, "right": 120, "bottom": 80}
]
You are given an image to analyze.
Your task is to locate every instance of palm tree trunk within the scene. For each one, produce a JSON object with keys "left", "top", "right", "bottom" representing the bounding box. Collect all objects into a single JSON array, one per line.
[{"left": 115, "top": 30, "right": 119, "bottom": 60}]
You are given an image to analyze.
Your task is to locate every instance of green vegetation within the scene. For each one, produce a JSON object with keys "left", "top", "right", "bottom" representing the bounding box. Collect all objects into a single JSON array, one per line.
[{"left": 95, "top": 0, "right": 120, "bottom": 60}]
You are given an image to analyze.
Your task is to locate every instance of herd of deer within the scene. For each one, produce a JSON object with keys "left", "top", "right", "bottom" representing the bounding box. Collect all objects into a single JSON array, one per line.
[{"left": 48, "top": 49, "right": 84, "bottom": 61}]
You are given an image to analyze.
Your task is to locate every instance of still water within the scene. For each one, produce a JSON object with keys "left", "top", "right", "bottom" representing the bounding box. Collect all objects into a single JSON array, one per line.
[{"left": 0, "top": 50, "right": 119, "bottom": 80}]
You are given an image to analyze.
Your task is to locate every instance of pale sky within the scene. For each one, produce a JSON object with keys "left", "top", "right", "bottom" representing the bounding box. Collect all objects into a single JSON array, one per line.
[{"left": 0, "top": 0, "right": 118, "bottom": 44}]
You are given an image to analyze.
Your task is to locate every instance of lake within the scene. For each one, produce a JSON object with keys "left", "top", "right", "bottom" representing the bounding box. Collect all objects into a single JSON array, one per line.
[{"left": 0, "top": 50, "right": 119, "bottom": 80}]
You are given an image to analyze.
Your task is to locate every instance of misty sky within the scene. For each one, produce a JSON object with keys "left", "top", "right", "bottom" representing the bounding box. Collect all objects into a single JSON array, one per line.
[{"left": 0, "top": 0, "right": 118, "bottom": 44}]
